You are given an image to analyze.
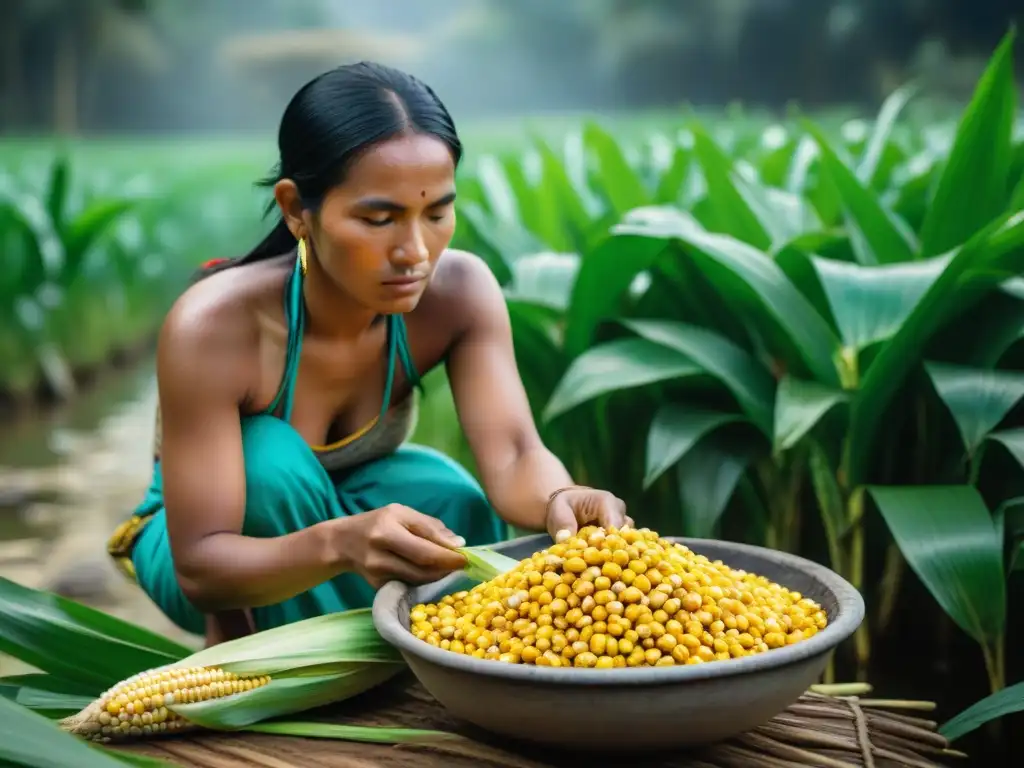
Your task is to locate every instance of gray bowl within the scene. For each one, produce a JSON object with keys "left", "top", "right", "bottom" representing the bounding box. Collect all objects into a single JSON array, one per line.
[{"left": 372, "top": 533, "right": 864, "bottom": 751}]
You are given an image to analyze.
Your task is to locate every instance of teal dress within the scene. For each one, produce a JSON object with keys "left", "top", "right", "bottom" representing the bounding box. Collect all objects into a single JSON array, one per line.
[{"left": 114, "top": 254, "right": 506, "bottom": 636}]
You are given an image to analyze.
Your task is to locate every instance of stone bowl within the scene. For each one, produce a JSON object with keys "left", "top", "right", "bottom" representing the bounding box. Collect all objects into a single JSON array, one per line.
[{"left": 372, "top": 533, "right": 864, "bottom": 752}]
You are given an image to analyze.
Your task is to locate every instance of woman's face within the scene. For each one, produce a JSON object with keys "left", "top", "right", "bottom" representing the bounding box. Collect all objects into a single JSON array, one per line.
[{"left": 303, "top": 132, "right": 457, "bottom": 315}]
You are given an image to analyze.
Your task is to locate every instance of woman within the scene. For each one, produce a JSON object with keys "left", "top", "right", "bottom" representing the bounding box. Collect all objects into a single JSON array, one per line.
[{"left": 107, "top": 61, "right": 630, "bottom": 647}]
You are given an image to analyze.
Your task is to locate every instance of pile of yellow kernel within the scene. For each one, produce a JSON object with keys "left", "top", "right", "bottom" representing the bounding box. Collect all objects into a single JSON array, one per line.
[{"left": 409, "top": 526, "right": 828, "bottom": 669}]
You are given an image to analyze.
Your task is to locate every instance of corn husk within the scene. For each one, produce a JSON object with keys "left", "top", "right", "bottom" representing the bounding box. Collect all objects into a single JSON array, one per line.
[{"left": 456, "top": 545, "right": 521, "bottom": 582}]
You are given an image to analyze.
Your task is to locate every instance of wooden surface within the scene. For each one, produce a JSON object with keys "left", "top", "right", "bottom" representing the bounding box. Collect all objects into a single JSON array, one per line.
[{"left": 114, "top": 673, "right": 961, "bottom": 768}]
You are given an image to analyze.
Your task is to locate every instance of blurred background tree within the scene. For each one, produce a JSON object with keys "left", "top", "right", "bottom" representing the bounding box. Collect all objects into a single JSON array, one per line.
[{"left": 5, "top": 0, "right": 1024, "bottom": 136}]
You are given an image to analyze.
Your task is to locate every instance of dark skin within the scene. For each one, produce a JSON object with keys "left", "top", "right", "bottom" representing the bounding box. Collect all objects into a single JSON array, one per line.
[{"left": 156, "top": 132, "right": 632, "bottom": 645}]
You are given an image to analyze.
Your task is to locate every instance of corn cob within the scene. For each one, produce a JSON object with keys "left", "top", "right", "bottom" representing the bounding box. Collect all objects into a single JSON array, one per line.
[
  {"left": 61, "top": 664, "right": 272, "bottom": 742},
  {"left": 57, "top": 607, "right": 409, "bottom": 743}
]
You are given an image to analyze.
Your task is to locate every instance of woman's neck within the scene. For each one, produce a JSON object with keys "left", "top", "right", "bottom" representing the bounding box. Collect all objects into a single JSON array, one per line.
[{"left": 299, "top": 257, "right": 382, "bottom": 341}]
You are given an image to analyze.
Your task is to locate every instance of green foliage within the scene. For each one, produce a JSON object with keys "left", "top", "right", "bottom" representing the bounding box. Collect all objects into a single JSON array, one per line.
[
  {"left": 446, "top": 27, "right": 1024, "bottom": 745},
  {"left": 0, "top": 144, "right": 268, "bottom": 399}
]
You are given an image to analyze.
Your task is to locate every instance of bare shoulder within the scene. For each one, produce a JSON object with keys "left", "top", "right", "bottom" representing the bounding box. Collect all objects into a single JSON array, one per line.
[
  {"left": 157, "top": 263, "right": 279, "bottom": 403},
  {"left": 422, "top": 249, "right": 506, "bottom": 334}
]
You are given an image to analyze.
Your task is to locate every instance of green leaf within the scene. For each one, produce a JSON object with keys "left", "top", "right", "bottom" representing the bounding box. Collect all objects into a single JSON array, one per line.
[
  {"left": 612, "top": 206, "right": 841, "bottom": 386},
  {"left": 457, "top": 546, "right": 521, "bottom": 582},
  {"left": 0, "top": 577, "right": 191, "bottom": 692},
  {"left": 624, "top": 319, "right": 775, "bottom": 436},
  {"left": 644, "top": 405, "right": 742, "bottom": 489},
  {"left": 807, "top": 440, "right": 848, "bottom": 572},
  {"left": 868, "top": 485, "right": 1006, "bottom": 644},
  {"left": 171, "top": 665, "right": 403, "bottom": 730},
  {"left": 532, "top": 136, "right": 596, "bottom": 252},
  {"left": 503, "top": 251, "right": 579, "bottom": 312},
  {"left": 62, "top": 199, "right": 137, "bottom": 281},
  {"left": 654, "top": 146, "right": 691, "bottom": 204},
  {"left": 803, "top": 121, "right": 917, "bottom": 265},
  {"left": 858, "top": 82, "right": 918, "bottom": 187},
  {"left": 543, "top": 337, "right": 702, "bottom": 422},
  {"left": 675, "top": 428, "right": 763, "bottom": 538},
  {"left": 565, "top": 233, "right": 668, "bottom": 357},
  {"left": 0, "top": 674, "right": 93, "bottom": 717},
  {"left": 988, "top": 428, "right": 1024, "bottom": 474},
  {"left": 925, "top": 362, "right": 1024, "bottom": 456},
  {"left": 918, "top": 28, "right": 1017, "bottom": 257},
  {"left": 773, "top": 376, "right": 848, "bottom": 454},
  {"left": 0, "top": 694, "right": 132, "bottom": 768},
  {"left": 848, "top": 210, "right": 1024, "bottom": 486},
  {"left": 582, "top": 122, "right": 649, "bottom": 214},
  {"left": 940, "top": 681, "right": 1024, "bottom": 742},
  {"left": 242, "top": 720, "right": 462, "bottom": 744},
  {"left": 181, "top": 608, "right": 401, "bottom": 675},
  {"left": 691, "top": 125, "right": 771, "bottom": 249},
  {"left": 811, "top": 254, "right": 947, "bottom": 350}
]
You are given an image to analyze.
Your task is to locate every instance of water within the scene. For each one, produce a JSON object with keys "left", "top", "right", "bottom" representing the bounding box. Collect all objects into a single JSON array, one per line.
[{"left": 0, "top": 358, "right": 202, "bottom": 675}]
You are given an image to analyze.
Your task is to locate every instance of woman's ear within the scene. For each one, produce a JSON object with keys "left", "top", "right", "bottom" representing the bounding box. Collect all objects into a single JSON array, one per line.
[{"left": 273, "top": 179, "right": 307, "bottom": 240}]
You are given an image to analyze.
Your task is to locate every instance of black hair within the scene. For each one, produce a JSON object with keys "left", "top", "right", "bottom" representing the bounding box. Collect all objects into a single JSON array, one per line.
[{"left": 201, "top": 61, "right": 462, "bottom": 278}]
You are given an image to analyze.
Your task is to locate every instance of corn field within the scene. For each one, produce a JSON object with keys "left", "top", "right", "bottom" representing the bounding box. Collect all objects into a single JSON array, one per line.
[{"left": 2, "top": 28, "right": 1024, "bottom": 767}]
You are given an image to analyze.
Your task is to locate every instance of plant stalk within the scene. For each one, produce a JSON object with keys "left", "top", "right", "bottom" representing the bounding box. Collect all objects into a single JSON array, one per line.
[
  {"left": 848, "top": 487, "right": 870, "bottom": 681},
  {"left": 982, "top": 634, "right": 1006, "bottom": 695},
  {"left": 875, "top": 542, "right": 904, "bottom": 633}
]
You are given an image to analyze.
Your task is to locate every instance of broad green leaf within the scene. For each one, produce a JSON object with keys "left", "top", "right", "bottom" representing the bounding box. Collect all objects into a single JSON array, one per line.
[
  {"left": 857, "top": 82, "right": 918, "bottom": 187},
  {"left": 565, "top": 233, "right": 668, "bottom": 357},
  {"left": 773, "top": 376, "right": 848, "bottom": 453},
  {"left": 804, "top": 121, "right": 917, "bottom": 265},
  {"left": 582, "top": 122, "right": 649, "bottom": 214},
  {"left": 506, "top": 301, "right": 566, "bottom": 412},
  {"left": 0, "top": 577, "right": 191, "bottom": 692},
  {"left": 848, "top": 210, "right": 1024, "bottom": 486},
  {"left": 624, "top": 319, "right": 775, "bottom": 436},
  {"left": 182, "top": 608, "right": 401, "bottom": 674},
  {"left": 675, "top": 428, "right": 763, "bottom": 538},
  {"left": 654, "top": 146, "right": 691, "bottom": 204},
  {"left": 940, "top": 681, "right": 1024, "bottom": 742},
  {"left": 0, "top": 674, "right": 94, "bottom": 716},
  {"left": 868, "top": 485, "right": 1006, "bottom": 644},
  {"left": 644, "top": 405, "right": 742, "bottom": 489},
  {"left": 62, "top": 199, "right": 137, "bottom": 281},
  {"left": 543, "top": 337, "right": 702, "bottom": 422},
  {"left": 925, "top": 362, "right": 1024, "bottom": 455},
  {"left": 918, "top": 29, "right": 1017, "bottom": 257},
  {"left": 243, "top": 720, "right": 461, "bottom": 744},
  {"left": 691, "top": 125, "right": 771, "bottom": 249},
  {"left": 740, "top": 179, "right": 823, "bottom": 248},
  {"left": 0, "top": 694, "right": 133, "bottom": 768},
  {"left": 533, "top": 136, "right": 597, "bottom": 250},
  {"left": 612, "top": 206, "right": 842, "bottom": 386},
  {"left": 811, "top": 254, "right": 947, "bottom": 350},
  {"left": 504, "top": 251, "right": 579, "bottom": 312},
  {"left": 172, "top": 665, "right": 403, "bottom": 730},
  {"left": 45, "top": 154, "right": 70, "bottom": 232},
  {"left": 475, "top": 154, "right": 520, "bottom": 225},
  {"left": 988, "top": 428, "right": 1024, "bottom": 474}
]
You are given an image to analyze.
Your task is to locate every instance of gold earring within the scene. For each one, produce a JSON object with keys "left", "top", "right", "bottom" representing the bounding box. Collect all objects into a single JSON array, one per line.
[{"left": 298, "top": 237, "right": 308, "bottom": 275}]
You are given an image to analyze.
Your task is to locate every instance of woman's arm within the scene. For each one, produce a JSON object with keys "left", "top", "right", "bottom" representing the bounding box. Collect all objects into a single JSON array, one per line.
[
  {"left": 443, "top": 252, "right": 587, "bottom": 533},
  {"left": 156, "top": 299, "right": 354, "bottom": 612},
  {"left": 157, "top": 288, "right": 467, "bottom": 613}
]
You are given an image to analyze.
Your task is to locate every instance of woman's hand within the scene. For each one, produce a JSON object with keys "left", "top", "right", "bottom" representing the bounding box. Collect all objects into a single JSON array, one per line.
[
  {"left": 545, "top": 486, "right": 633, "bottom": 542},
  {"left": 337, "top": 504, "right": 469, "bottom": 589}
]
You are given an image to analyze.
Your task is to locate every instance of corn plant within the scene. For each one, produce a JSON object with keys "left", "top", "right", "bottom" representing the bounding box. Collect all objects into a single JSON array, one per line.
[
  {"left": 449, "top": 28, "right": 1024, "bottom": 746},
  {"left": 0, "top": 151, "right": 268, "bottom": 402}
]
